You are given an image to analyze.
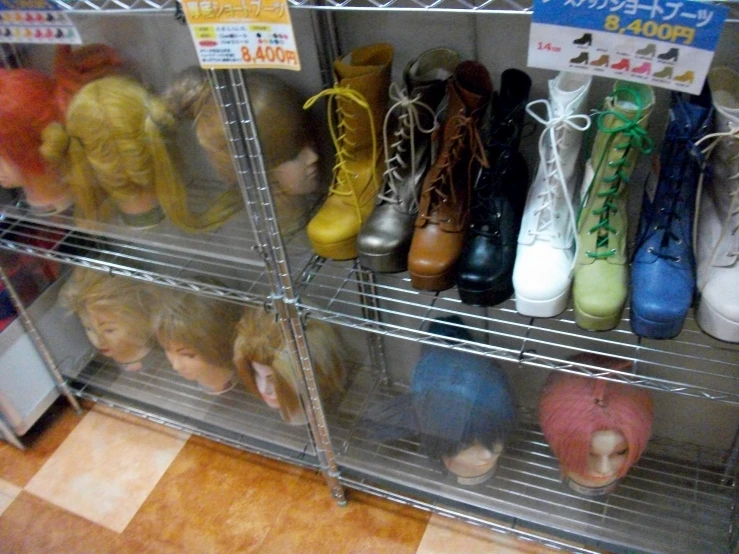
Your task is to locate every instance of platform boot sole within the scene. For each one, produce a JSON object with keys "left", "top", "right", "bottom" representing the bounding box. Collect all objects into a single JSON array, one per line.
[
  {"left": 573, "top": 302, "right": 622, "bottom": 331},
  {"left": 629, "top": 308, "right": 686, "bottom": 339},
  {"left": 358, "top": 249, "right": 409, "bottom": 273},
  {"left": 515, "top": 286, "right": 570, "bottom": 318},
  {"left": 458, "top": 280, "right": 514, "bottom": 307},
  {"left": 310, "top": 235, "right": 358, "bottom": 261},
  {"left": 696, "top": 298, "right": 739, "bottom": 343}
]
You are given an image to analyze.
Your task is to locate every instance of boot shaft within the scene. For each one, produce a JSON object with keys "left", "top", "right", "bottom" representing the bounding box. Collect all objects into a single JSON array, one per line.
[
  {"left": 333, "top": 43, "right": 393, "bottom": 154},
  {"left": 697, "top": 67, "right": 739, "bottom": 271},
  {"left": 577, "top": 82, "right": 655, "bottom": 265},
  {"left": 471, "top": 69, "right": 531, "bottom": 222},
  {"left": 417, "top": 61, "right": 492, "bottom": 232},
  {"left": 379, "top": 48, "right": 460, "bottom": 213},
  {"left": 546, "top": 72, "right": 592, "bottom": 183},
  {"left": 518, "top": 72, "right": 592, "bottom": 249},
  {"left": 707, "top": 68, "right": 739, "bottom": 210},
  {"left": 635, "top": 88, "right": 714, "bottom": 266}
]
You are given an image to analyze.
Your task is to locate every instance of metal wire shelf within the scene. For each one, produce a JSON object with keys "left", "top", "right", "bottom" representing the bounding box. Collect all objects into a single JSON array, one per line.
[
  {"left": 0, "top": 200, "right": 281, "bottom": 306},
  {"left": 45, "top": 0, "right": 739, "bottom": 21},
  {"left": 296, "top": 256, "right": 739, "bottom": 406},
  {"left": 328, "top": 366, "right": 738, "bottom": 554},
  {"left": 65, "top": 347, "right": 319, "bottom": 464}
]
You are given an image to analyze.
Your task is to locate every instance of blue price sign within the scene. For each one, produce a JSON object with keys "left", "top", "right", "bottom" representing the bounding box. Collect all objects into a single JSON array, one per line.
[{"left": 527, "top": 0, "right": 728, "bottom": 94}]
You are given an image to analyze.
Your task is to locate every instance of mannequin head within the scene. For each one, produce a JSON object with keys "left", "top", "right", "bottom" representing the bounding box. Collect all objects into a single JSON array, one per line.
[
  {"left": 233, "top": 309, "right": 345, "bottom": 424},
  {"left": 60, "top": 268, "right": 155, "bottom": 371},
  {"left": 411, "top": 317, "right": 516, "bottom": 485},
  {"left": 163, "top": 68, "right": 320, "bottom": 236},
  {"left": 152, "top": 288, "right": 243, "bottom": 394},
  {"left": 41, "top": 75, "right": 242, "bottom": 230},
  {"left": 539, "top": 354, "right": 654, "bottom": 496},
  {"left": 0, "top": 45, "right": 122, "bottom": 214},
  {"left": 0, "top": 68, "right": 70, "bottom": 213},
  {"left": 53, "top": 44, "right": 124, "bottom": 112}
]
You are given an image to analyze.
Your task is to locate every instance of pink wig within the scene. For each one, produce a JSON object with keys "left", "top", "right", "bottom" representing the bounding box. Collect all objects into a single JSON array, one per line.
[{"left": 539, "top": 354, "right": 654, "bottom": 479}]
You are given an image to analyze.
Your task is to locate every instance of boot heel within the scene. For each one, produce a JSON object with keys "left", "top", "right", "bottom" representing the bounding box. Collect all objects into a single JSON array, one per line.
[
  {"left": 310, "top": 236, "right": 358, "bottom": 261},
  {"left": 574, "top": 304, "right": 622, "bottom": 331},
  {"left": 629, "top": 309, "right": 685, "bottom": 339},
  {"left": 409, "top": 270, "right": 455, "bottom": 291}
]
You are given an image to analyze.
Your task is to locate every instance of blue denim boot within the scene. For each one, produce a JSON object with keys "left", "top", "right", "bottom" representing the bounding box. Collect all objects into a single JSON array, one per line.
[{"left": 630, "top": 86, "right": 714, "bottom": 339}]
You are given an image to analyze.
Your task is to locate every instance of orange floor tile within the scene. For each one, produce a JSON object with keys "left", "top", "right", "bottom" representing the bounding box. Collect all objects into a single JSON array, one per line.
[{"left": 0, "top": 399, "right": 573, "bottom": 553}]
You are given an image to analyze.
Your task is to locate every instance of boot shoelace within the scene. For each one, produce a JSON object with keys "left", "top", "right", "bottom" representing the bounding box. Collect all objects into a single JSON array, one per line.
[
  {"left": 469, "top": 105, "right": 528, "bottom": 237},
  {"left": 379, "top": 81, "right": 438, "bottom": 213},
  {"left": 646, "top": 147, "right": 697, "bottom": 263},
  {"left": 693, "top": 122, "right": 739, "bottom": 264},
  {"left": 525, "top": 98, "right": 591, "bottom": 261},
  {"left": 419, "top": 112, "right": 488, "bottom": 224},
  {"left": 580, "top": 87, "right": 654, "bottom": 260},
  {"left": 303, "top": 85, "right": 378, "bottom": 224},
  {"left": 471, "top": 152, "right": 509, "bottom": 238}
]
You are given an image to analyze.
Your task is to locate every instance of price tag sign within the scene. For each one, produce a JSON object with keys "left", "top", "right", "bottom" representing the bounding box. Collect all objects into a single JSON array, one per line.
[
  {"left": 0, "top": 0, "right": 81, "bottom": 44},
  {"left": 181, "top": 0, "right": 301, "bottom": 70},
  {"left": 527, "top": 0, "right": 727, "bottom": 94}
]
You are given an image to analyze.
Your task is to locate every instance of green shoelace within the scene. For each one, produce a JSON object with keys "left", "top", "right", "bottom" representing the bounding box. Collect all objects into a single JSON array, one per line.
[{"left": 580, "top": 87, "right": 654, "bottom": 259}]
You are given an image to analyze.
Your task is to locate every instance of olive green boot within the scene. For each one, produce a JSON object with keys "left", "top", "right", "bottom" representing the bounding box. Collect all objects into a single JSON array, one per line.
[{"left": 573, "top": 83, "right": 655, "bottom": 331}]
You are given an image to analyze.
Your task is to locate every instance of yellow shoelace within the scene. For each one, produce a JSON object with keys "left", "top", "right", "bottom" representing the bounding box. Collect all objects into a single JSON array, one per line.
[{"left": 304, "top": 86, "right": 378, "bottom": 224}]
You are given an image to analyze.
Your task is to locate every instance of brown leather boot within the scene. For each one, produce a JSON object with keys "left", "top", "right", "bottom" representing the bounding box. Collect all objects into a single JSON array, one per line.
[
  {"left": 304, "top": 44, "right": 393, "bottom": 260},
  {"left": 408, "top": 61, "right": 492, "bottom": 290}
]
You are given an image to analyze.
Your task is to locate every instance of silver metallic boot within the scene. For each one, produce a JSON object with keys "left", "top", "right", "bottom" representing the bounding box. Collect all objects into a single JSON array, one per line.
[{"left": 357, "top": 47, "right": 460, "bottom": 273}]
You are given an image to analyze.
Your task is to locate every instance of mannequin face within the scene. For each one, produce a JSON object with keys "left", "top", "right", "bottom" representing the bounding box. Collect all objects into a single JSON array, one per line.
[
  {"left": 252, "top": 361, "right": 280, "bottom": 409},
  {"left": 567, "top": 429, "right": 628, "bottom": 489},
  {"left": 442, "top": 441, "right": 504, "bottom": 481},
  {"left": 163, "top": 341, "right": 234, "bottom": 393},
  {"left": 0, "top": 155, "right": 25, "bottom": 189},
  {"left": 271, "top": 145, "right": 320, "bottom": 196},
  {"left": 81, "top": 308, "right": 151, "bottom": 369}
]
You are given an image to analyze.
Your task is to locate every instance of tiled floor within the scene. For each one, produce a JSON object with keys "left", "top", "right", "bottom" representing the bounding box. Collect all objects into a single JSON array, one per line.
[{"left": 0, "top": 399, "right": 567, "bottom": 553}]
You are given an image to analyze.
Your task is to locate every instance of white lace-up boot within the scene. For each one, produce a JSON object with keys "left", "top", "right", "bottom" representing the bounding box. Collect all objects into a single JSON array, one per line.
[
  {"left": 695, "top": 67, "right": 739, "bottom": 343},
  {"left": 512, "top": 72, "right": 592, "bottom": 317}
]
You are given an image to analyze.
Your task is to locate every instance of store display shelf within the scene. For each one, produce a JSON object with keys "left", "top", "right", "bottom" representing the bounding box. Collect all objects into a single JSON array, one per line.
[
  {"left": 296, "top": 256, "right": 739, "bottom": 405},
  {"left": 328, "top": 367, "right": 739, "bottom": 554},
  {"left": 66, "top": 350, "right": 319, "bottom": 467},
  {"left": 0, "top": 202, "right": 276, "bottom": 306},
  {"left": 47, "top": 0, "right": 739, "bottom": 21},
  {"left": 51, "top": 0, "right": 176, "bottom": 12}
]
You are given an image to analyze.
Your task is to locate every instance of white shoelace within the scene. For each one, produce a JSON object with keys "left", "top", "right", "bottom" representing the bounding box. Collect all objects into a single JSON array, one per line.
[
  {"left": 525, "top": 99, "right": 591, "bottom": 266},
  {"left": 379, "top": 82, "right": 438, "bottom": 213},
  {"left": 693, "top": 122, "right": 739, "bottom": 265}
]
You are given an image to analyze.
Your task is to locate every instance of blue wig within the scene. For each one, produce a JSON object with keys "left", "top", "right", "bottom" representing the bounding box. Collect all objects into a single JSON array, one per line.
[
  {"left": 363, "top": 316, "right": 517, "bottom": 461},
  {"left": 411, "top": 316, "right": 516, "bottom": 458}
]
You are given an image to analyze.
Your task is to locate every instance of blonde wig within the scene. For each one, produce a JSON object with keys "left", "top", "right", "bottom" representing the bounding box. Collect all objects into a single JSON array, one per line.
[
  {"left": 151, "top": 287, "right": 243, "bottom": 369},
  {"left": 233, "top": 309, "right": 345, "bottom": 422},
  {"left": 163, "top": 68, "right": 320, "bottom": 236},
  {"left": 41, "top": 76, "right": 242, "bottom": 231},
  {"left": 59, "top": 267, "right": 155, "bottom": 350}
]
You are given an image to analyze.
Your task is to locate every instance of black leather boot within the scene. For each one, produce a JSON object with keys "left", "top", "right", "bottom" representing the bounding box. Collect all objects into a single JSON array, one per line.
[
  {"left": 456, "top": 68, "right": 531, "bottom": 306},
  {"left": 573, "top": 32, "right": 592, "bottom": 46}
]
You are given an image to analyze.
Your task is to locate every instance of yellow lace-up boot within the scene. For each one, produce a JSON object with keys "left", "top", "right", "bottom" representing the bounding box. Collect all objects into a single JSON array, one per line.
[{"left": 304, "top": 44, "right": 393, "bottom": 260}]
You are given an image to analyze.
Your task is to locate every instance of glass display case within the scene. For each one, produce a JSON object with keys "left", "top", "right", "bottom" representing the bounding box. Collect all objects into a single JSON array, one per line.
[{"left": 0, "top": 1, "right": 737, "bottom": 552}]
